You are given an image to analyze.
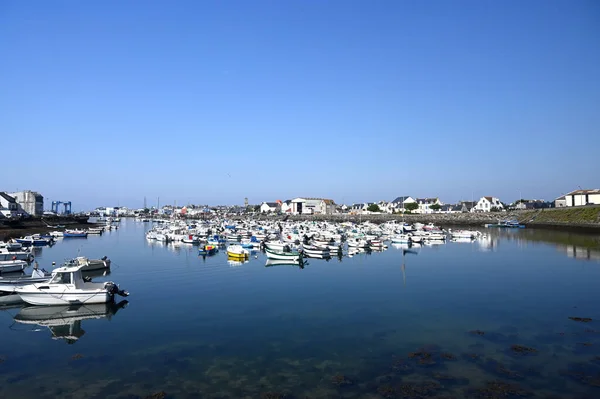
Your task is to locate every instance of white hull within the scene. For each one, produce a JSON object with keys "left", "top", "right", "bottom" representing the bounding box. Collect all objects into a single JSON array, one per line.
[
  {"left": 17, "top": 290, "right": 113, "bottom": 306},
  {"left": 0, "top": 260, "right": 28, "bottom": 273},
  {"left": 265, "top": 248, "right": 301, "bottom": 261}
]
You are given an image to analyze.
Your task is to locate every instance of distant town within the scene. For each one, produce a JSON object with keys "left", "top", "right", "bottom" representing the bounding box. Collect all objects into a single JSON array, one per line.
[{"left": 1, "top": 189, "right": 599, "bottom": 219}]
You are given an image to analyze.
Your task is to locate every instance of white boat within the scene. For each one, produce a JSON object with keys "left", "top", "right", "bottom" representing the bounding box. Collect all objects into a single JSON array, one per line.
[
  {"left": 265, "top": 247, "right": 302, "bottom": 261},
  {"left": 0, "top": 259, "right": 28, "bottom": 273},
  {"left": 49, "top": 231, "right": 64, "bottom": 238},
  {"left": 62, "top": 256, "right": 111, "bottom": 272},
  {"left": 87, "top": 227, "right": 104, "bottom": 235},
  {"left": 301, "top": 244, "right": 330, "bottom": 258},
  {"left": 0, "top": 241, "right": 24, "bottom": 251},
  {"left": 391, "top": 234, "right": 411, "bottom": 244},
  {"left": 0, "top": 266, "right": 51, "bottom": 293},
  {"left": 347, "top": 239, "right": 369, "bottom": 248},
  {"left": 15, "top": 264, "right": 129, "bottom": 306},
  {"left": 448, "top": 229, "right": 480, "bottom": 239},
  {"left": 0, "top": 249, "right": 35, "bottom": 262},
  {"left": 226, "top": 244, "right": 250, "bottom": 259}
]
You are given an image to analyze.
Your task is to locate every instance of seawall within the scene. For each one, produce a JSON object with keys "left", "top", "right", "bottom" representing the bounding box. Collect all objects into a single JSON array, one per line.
[
  {"left": 0, "top": 216, "right": 94, "bottom": 241},
  {"left": 254, "top": 206, "right": 600, "bottom": 233}
]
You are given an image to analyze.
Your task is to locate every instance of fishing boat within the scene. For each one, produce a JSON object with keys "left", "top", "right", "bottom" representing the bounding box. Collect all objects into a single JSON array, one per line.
[
  {"left": 63, "top": 230, "right": 88, "bottom": 238},
  {"left": 0, "top": 241, "right": 24, "bottom": 251},
  {"left": 198, "top": 244, "right": 217, "bottom": 256},
  {"left": 181, "top": 234, "right": 201, "bottom": 244},
  {"left": 15, "top": 264, "right": 129, "bottom": 306},
  {"left": 87, "top": 227, "right": 104, "bottom": 235},
  {"left": 226, "top": 244, "right": 249, "bottom": 260},
  {"left": 265, "top": 246, "right": 303, "bottom": 262}
]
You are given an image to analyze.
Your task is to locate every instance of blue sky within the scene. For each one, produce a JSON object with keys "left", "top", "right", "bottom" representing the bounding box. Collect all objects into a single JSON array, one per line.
[{"left": 1, "top": 0, "right": 598, "bottom": 210}]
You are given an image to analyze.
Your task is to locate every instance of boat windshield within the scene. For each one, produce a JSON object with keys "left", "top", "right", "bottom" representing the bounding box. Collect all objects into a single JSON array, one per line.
[{"left": 50, "top": 272, "right": 72, "bottom": 284}]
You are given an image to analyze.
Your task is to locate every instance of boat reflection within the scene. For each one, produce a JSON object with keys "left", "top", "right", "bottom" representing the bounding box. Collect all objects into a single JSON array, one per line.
[
  {"left": 12, "top": 300, "right": 128, "bottom": 344},
  {"left": 265, "top": 259, "right": 305, "bottom": 269},
  {"left": 228, "top": 257, "right": 250, "bottom": 267}
]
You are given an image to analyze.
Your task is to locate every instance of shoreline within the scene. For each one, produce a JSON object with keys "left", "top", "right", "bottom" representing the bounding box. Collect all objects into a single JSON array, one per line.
[{"left": 0, "top": 216, "right": 98, "bottom": 241}]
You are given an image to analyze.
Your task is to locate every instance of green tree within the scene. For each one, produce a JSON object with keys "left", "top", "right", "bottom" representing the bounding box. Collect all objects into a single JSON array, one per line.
[
  {"left": 430, "top": 204, "right": 442, "bottom": 211},
  {"left": 405, "top": 202, "right": 419, "bottom": 213},
  {"left": 367, "top": 203, "right": 381, "bottom": 212}
]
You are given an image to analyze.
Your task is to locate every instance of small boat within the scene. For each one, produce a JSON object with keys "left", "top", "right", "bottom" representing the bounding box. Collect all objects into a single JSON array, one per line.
[
  {"left": 0, "top": 259, "right": 28, "bottom": 274},
  {"left": 62, "top": 256, "right": 111, "bottom": 272},
  {"left": 0, "top": 265, "right": 51, "bottom": 293},
  {"left": 226, "top": 244, "right": 249, "bottom": 260},
  {"left": 486, "top": 220, "right": 525, "bottom": 228},
  {"left": 15, "top": 235, "right": 53, "bottom": 246},
  {"left": 15, "top": 264, "right": 129, "bottom": 306},
  {"left": 63, "top": 230, "right": 88, "bottom": 238},
  {"left": 182, "top": 235, "right": 201, "bottom": 244},
  {"left": 87, "top": 227, "right": 104, "bottom": 235},
  {"left": 0, "top": 249, "right": 35, "bottom": 262},
  {"left": 0, "top": 241, "right": 24, "bottom": 251},
  {"left": 198, "top": 244, "right": 217, "bottom": 256},
  {"left": 265, "top": 246, "right": 302, "bottom": 261},
  {"left": 448, "top": 229, "right": 480, "bottom": 239},
  {"left": 391, "top": 234, "right": 411, "bottom": 244},
  {"left": 301, "top": 244, "right": 330, "bottom": 258},
  {"left": 49, "top": 231, "right": 64, "bottom": 238}
]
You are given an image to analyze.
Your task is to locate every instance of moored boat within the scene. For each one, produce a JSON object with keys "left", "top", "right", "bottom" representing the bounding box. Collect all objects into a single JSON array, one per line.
[
  {"left": 226, "top": 244, "right": 249, "bottom": 260},
  {"left": 15, "top": 264, "right": 129, "bottom": 306}
]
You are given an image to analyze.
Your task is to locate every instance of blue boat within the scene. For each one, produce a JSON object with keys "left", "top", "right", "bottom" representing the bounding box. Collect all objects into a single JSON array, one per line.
[{"left": 485, "top": 220, "right": 525, "bottom": 228}]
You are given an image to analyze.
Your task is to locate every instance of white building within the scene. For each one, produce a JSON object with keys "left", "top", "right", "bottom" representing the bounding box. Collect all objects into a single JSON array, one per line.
[
  {"left": 415, "top": 198, "right": 443, "bottom": 214},
  {"left": 260, "top": 202, "right": 280, "bottom": 213},
  {"left": 390, "top": 196, "right": 416, "bottom": 213},
  {"left": 554, "top": 196, "right": 567, "bottom": 208},
  {"left": 291, "top": 198, "right": 336, "bottom": 215},
  {"left": 0, "top": 192, "right": 19, "bottom": 217},
  {"left": 473, "top": 196, "right": 504, "bottom": 212},
  {"left": 280, "top": 200, "right": 293, "bottom": 214},
  {"left": 9, "top": 190, "right": 44, "bottom": 216},
  {"left": 565, "top": 189, "right": 600, "bottom": 206}
]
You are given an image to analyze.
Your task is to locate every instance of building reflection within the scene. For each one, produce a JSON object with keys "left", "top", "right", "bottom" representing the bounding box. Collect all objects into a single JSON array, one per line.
[{"left": 559, "top": 245, "right": 600, "bottom": 262}]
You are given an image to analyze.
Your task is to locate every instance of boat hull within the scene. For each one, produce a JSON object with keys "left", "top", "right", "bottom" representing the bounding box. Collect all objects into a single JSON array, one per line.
[{"left": 16, "top": 290, "right": 113, "bottom": 306}]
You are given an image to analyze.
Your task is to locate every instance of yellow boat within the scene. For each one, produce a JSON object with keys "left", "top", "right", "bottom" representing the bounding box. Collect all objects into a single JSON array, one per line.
[{"left": 226, "top": 244, "right": 249, "bottom": 260}]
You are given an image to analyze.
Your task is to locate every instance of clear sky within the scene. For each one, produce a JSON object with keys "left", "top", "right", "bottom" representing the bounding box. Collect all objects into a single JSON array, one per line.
[{"left": 1, "top": 0, "right": 598, "bottom": 210}]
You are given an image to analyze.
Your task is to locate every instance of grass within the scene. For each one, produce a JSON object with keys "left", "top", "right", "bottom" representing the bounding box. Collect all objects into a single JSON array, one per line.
[{"left": 517, "top": 207, "right": 600, "bottom": 224}]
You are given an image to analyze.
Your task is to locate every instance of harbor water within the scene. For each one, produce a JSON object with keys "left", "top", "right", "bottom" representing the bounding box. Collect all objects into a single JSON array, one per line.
[{"left": 1, "top": 220, "right": 600, "bottom": 398}]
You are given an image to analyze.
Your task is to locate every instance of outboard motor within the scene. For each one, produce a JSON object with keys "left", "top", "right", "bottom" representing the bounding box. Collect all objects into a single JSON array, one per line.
[{"left": 105, "top": 282, "right": 130, "bottom": 297}]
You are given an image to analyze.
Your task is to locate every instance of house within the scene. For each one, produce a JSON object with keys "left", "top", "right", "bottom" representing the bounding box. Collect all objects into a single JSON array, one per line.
[
  {"left": 390, "top": 196, "right": 416, "bottom": 212},
  {"left": 565, "top": 189, "right": 600, "bottom": 207},
  {"left": 9, "top": 190, "right": 44, "bottom": 216},
  {"left": 278, "top": 200, "right": 292, "bottom": 213},
  {"left": 514, "top": 199, "right": 552, "bottom": 210},
  {"left": 0, "top": 192, "right": 19, "bottom": 218},
  {"left": 377, "top": 201, "right": 395, "bottom": 214},
  {"left": 260, "top": 202, "right": 280, "bottom": 213},
  {"left": 473, "top": 196, "right": 504, "bottom": 212},
  {"left": 440, "top": 204, "right": 463, "bottom": 213},
  {"left": 415, "top": 198, "right": 443, "bottom": 214},
  {"left": 554, "top": 196, "right": 567, "bottom": 208},
  {"left": 458, "top": 201, "right": 476, "bottom": 213},
  {"left": 291, "top": 198, "right": 336, "bottom": 215}
]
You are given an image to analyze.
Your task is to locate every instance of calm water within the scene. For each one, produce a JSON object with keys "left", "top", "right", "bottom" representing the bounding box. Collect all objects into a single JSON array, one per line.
[{"left": 1, "top": 220, "right": 600, "bottom": 399}]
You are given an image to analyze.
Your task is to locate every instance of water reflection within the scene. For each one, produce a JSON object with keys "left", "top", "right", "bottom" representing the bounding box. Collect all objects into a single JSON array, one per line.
[
  {"left": 10, "top": 300, "right": 128, "bottom": 344},
  {"left": 559, "top": 244, "right": 600, "bottom": 261}
]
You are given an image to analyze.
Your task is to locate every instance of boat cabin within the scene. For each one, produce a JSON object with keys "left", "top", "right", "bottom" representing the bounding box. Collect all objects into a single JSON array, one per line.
[{"left": 48, "top": 266, "right": 85, "bottom": 288}]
